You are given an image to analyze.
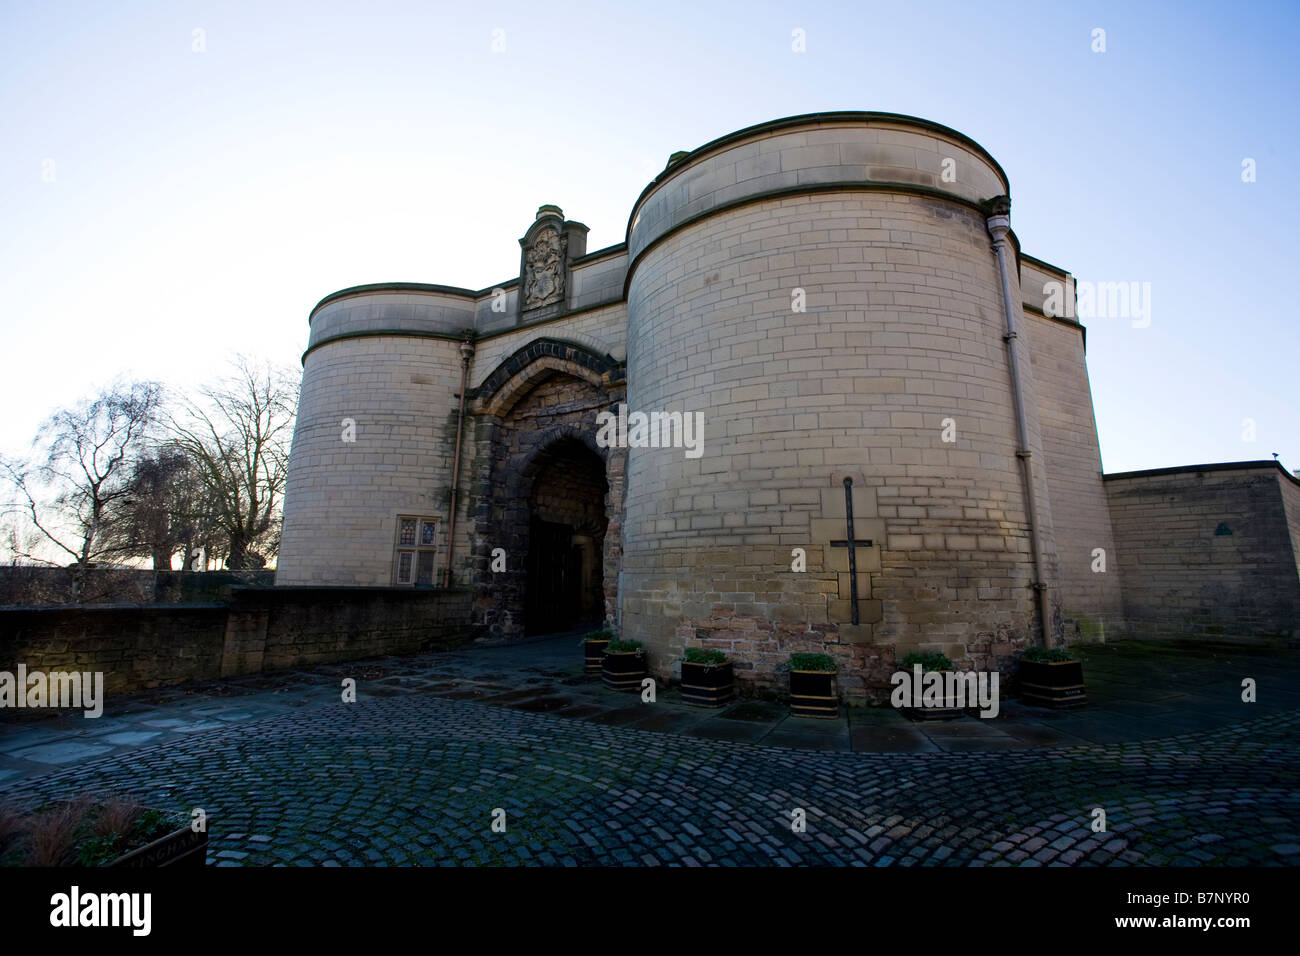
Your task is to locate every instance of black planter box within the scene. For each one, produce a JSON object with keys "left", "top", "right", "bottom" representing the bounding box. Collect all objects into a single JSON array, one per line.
[
  {"left": 900, "top": 670, "right": 965, "bottom": 721},
  {"left": 583, "top": 639, "right": 610, "bottom": 674},
  {"left": 680, "top": 661, "right": 736, "bottom": 708},
  {"left": 602, "top": 651, "right": 647, "bottom": 691},
  {"left": 1019, "top": 659, "right": 1086, "bottom": 709},
  {"left": 110, "top": 826, "right": 209, "bottom": 868},
  {"left": 789, "top": 669, "right": 838, "bottom": 719}
]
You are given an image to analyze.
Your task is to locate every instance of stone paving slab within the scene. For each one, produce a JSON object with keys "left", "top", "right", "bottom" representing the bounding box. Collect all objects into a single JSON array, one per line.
[
  {"left": 848, "top": 727, "right": 940, "bottom": 753},
  {"left": 996, "top": 722, "right": 1091, "bottom": 747},
  {"left": 682, "top": 719, "right": 774, "bottom": 743},
  {"left": 6, "top": 741, "right": 114, "bottom": 764},
  {"left": 914, "top": 720, "right": 1011, "bottom": 737},
  {"left": 931, "top": 738, "right": 1029, "bottom": 753},
  {"left": 100, "top": 731, "right": 164, "bottom": 746}
]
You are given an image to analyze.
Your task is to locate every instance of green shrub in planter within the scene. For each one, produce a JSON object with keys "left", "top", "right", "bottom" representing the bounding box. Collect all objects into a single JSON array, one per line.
[
  {"left": 899, "top": 651, "right": 954, "bottom": 672},
  {"left": 680, "top": 648, "right": 735, "bottom": 707},
  {"left": 1018, "top": 646, "right": 1086, "bottom": 708},
  {"left": 580, "top": 626, "right": 615, "bottom": 673},
  {"left": 896, "top": 651, "right": 964, "bottom": 720},
  {"left": 683, "top": 647, "right": 727, "bottom": 667},
  {"left": 1021, "top": 647, "right": 1076, "bottom": 663},
  {"left": 602, "top": 639, "right": 647, "bottom": 691},
  {"left": 786, "top": 653, "right": 838, "bottom": 718}
]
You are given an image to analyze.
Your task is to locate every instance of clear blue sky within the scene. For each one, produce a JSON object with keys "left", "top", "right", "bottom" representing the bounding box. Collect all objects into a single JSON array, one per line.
[{"left": 1, "top": 0, "right": 1296, "bottom": 474}]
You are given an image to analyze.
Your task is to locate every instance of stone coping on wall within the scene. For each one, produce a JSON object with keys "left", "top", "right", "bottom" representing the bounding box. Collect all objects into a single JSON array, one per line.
[
  {"left": 0, "top": 602, "right": 230, "bottom": 613},
  {"left": 625, "top": 111, "right": 1010, "bottom": 267},
  {"left": 229, "top": 585, "right": 474, "bottom": 595},
  {"left": 0, "top": 585, "right": 474, "bottom": 612},
  {"left": 626, "top": 110, "right": 1011, "bottom": 235},
  {"left": 1104, "top": 459, "right": 1300, "bottom": 488}
]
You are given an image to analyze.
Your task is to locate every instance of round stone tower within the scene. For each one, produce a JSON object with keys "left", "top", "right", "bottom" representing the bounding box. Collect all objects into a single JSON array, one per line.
[
  {"left": 276, "top": 285, "right": 477, "bottom": 587},
  {"left": 619, "top": 113, "right": 1060, "bottom": 698}
]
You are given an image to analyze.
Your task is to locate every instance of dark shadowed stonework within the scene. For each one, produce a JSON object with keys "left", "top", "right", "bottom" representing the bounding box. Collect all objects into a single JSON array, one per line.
[{"left": 0, "top": 588, "right": 476, "bottom": 694}]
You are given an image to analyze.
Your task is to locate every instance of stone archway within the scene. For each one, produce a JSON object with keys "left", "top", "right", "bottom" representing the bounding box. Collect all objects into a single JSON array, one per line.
[
  {"left": 523, "top": 437, "right": 608, "bottom": 635},
  {"left": 467, "top": 339, "right": 626, "bottom": 641}
]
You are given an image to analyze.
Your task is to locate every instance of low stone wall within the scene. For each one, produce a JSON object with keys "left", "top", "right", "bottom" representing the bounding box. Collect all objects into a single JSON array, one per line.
[
  {"left": 1104, "top": 461, "right": 1300, "bottom": 644},
  {"left": 0, "top": 604, "right": 229, "bottom": 695},
  {"left": 0, "top": 567, "right": 154, "bottom": 606},
  {"left": 0, "top": 567, "right": 275, "bottom": 606},
  {"left": 0, "top": 587, "right": 476, "bottom": 698},
  {"left": 155, "top": 570, "right": 275, "bottom": 603}
]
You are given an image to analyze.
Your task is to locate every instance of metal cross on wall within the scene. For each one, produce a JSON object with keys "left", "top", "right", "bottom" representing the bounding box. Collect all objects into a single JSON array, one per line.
[{"left": 828, "top": 477, "right": 872, "bottom": 625}]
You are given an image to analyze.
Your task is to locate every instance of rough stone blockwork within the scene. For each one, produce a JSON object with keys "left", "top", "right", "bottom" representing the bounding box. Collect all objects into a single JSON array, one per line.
[
  {"left": 1023, "top": 298, "right": 1124, "bottom": 643},
  {"left": 0, "top": 568, "right": 276, "bottom": 607},
  {"left": 0, "top": 588, "right": 477, "bottom": 697},
  {"left": 623, "top": 184, "right": 1047, "bottom": 700},
  {"left": 1104, "top": 463, "right": 1300, "bottom": 643}
]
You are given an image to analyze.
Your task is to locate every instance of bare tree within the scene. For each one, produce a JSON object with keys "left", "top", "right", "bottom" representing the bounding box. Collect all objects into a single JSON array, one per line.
[
  {"left": 98, "top": 447, "right": 228, "bottom": 570},
  {"left": 0, "top": 503, "right": 42, "bottom": 567},
  {"left": 170, "top": 454, "right": 230, "bottom": 571},
  {"left": 168, "top": 356, "right": 299, "bottom": 569},
  {"left": 0, "top": 381, "right": 164, "bottom": 597}
]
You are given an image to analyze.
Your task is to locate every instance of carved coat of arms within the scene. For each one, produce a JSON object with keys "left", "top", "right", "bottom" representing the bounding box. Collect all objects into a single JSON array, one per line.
[{"left": 523, "top": 227, "right": 566, "bottom": 310}]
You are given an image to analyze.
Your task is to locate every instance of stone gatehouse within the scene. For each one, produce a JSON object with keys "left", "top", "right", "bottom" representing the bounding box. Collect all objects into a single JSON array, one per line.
[{"left": 275, "top": 111, "right": 1300, "bottom": 701}]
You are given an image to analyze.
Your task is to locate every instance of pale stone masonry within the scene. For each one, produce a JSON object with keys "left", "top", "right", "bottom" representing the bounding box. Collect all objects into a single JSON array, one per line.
[
  {"left": 1104, "top": 463, "right": 1300, "bottom": 643},
  {"left": 276, "top": 111, "right": 1300, "bottom": 701}
]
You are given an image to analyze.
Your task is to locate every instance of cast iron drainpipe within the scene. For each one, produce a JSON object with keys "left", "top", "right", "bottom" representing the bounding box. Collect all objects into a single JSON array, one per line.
[
  {"left": 442, "top": 336, "right": 476, "bottom": 588},
  {"left": 986, "top": 210, "right": 1055, "bottom": 648}
]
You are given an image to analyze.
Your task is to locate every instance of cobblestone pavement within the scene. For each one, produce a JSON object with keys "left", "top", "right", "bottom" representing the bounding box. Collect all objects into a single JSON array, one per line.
[
  {"left": 5, "top": 636, "right": 1298, "bottom": 789},
  {"left": 1, "top": 687, "right": 1297, "bottom": 866}
]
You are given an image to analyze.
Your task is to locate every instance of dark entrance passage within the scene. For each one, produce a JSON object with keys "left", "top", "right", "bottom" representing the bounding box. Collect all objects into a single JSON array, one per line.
[
  {"left": 524, "top": 519, "right": 582, "bottom": 634},
  {"left": 523, "top": 438, "right": 607, "bottom": 636}
]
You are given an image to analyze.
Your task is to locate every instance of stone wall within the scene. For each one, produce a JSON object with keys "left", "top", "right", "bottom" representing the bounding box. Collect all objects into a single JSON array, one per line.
[
  {"left": 622, "top": 184, "right": 1050, "bottom": 702},
  {"left": 0, "top": 604, "right": 228, "bottom": 695},
  {"left": 0, "top": 567, "right": 155, "bottom": 606},
  {"left": 252, "top": 588, "right": 475, "bottom": 672},
  {"left": 1103, "top": 462, "right": 1300, "bottom": 643},
  {"left": 277, "top": 334, "right": 467, "bottom": 587},
  {"left": 0, "top": 587, "right": 475, "bottom": 698},
  {"left": 0, "top": 568, "right": 274, "bottom": 607},
  {"left": 1024, "top": 310, "right": 1125, "bottom": 642},
  {"left": 1281, "top": 470, "right": 1300, "bottom": 577}
]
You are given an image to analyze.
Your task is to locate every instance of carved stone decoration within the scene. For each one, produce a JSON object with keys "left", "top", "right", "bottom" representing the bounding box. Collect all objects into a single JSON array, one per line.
[{"left": 522, "top": 226, "right": 567, "bottom": 311}]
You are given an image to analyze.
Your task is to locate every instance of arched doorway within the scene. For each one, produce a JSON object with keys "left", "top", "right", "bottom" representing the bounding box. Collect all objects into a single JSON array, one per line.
[
  {"left": 524, "top": 437, "right": 608, "bottom": 635},
  {"left": 468, "top": 337, "right": 627, "bottom": 641}
]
